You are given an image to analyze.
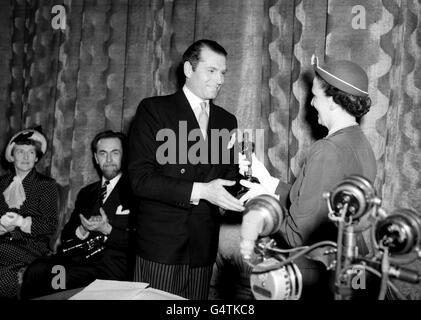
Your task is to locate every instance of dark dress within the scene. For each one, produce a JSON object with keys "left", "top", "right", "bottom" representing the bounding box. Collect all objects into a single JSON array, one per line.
[
  {"left": 276, "top": 125, "right": 377, "bottom": 247},
  {"left": 0, "top": 169, "right": 58, "bottom": 298}
]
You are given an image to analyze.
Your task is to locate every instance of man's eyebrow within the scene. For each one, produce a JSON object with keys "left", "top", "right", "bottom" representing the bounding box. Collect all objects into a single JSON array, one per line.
[
  {"left": 208, "top": 66, "right": 228, "bottom": 72},
  {"left": 98, "top": 149, "right": 121, "bottom": 152}
]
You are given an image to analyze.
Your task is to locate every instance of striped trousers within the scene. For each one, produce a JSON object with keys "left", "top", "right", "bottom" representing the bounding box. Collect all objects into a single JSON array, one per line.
[{"left": 133, "top": 256, "right": 213, "bottom": 300}]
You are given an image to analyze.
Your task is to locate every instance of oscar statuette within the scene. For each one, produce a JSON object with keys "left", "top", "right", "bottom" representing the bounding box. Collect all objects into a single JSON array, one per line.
[
  {"left": 221, "top": 132, "right": 261, "bottom": 224},
  {"left": 237, "top": 132, "right": 260, "bottom": 198}
]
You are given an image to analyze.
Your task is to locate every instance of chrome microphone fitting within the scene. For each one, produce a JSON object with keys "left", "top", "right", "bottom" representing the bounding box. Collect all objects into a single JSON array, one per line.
[
  {"left": 374, "top": 208, "right": 421, "bottom": 257},
  {"left": 327, "top": 175, "right": 379, "bottom": 222}
]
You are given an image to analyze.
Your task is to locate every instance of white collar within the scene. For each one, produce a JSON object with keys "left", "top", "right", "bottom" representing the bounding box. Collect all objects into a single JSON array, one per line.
[
  {"left": 327, "top": 123, "right": 358, "bottom": 137},
  {"left": 183, "top": 85, "right": 209, "bottom": 114},
  {"left": 102, "top": 172, "right": 122, "bottom": 192}
]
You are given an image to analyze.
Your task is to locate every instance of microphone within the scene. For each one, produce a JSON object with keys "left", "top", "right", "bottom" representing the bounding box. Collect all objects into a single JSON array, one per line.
[
  {"left": 325, "top": 175, "right": 381, "bottom": 222},
  {"left": 374, "top": 208, "right": 421, "bottom": 257},
  {"left": 240, "top": 195, "right": 285, "bottom": 259}
]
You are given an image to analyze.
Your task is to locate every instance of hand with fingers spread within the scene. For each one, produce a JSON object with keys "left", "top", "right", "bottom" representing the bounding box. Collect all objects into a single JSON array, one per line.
[
  {"left": 79, "top": 207, "right": 112, "bottom": 235},
  {"left": 196, "top": 179, "right": 245, "bottom": 212}
]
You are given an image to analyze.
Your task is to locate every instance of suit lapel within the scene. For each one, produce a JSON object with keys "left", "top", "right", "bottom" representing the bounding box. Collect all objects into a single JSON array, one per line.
[
  {"left": 82, "top": 181, "right": 102, "bottom": 219},
  {"left": 174, "top": 90, "right": 201, "bottom": 136}
]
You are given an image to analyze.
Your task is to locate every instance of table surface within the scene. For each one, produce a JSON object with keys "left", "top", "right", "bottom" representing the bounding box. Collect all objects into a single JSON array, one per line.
[{"left": 34, "top": 287, "right": 84, "bottom": 300}]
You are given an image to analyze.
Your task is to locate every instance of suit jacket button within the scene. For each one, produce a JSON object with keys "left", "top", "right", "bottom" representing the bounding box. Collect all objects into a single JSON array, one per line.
[{"left": 180, "top": 168, "right": 186, "bottom": 174}]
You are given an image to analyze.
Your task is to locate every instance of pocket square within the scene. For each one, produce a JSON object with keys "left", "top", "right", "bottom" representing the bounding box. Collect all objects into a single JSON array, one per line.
[
  {"left": 116, "top": 205, "right": 130, "bottom": 215},
  {"left": 227, "top": 132, "right": 236, "bottom": 149}
]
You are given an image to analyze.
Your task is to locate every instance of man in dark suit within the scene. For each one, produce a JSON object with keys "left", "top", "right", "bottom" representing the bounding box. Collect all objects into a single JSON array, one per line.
[
  {"left": 21, "top": 130, "right": 136, "bottom": 299},
  {"left": 128, "top": 39, "right": 244, "bottom": 299}
]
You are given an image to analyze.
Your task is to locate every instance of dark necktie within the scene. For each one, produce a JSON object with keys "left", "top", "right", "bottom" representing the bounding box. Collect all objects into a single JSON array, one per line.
[{"left": 100, "top": 180, "right": 110, "bottom": 204}]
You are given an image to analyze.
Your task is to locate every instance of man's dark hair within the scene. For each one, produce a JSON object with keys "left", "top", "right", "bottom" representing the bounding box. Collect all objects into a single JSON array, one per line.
[
  {"left": 315, "top": 73, "right": 372, "bottom": 119},
  {"left": 91, "top": 130, "right": 127, "bottom": 154},
  {"left": 182, "top": 39, "right": 227, "bottom": 71}
]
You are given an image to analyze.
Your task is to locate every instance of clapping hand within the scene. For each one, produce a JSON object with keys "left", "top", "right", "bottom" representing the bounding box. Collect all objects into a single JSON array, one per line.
[
  {"left": 0, "top": 212, "right": 24, "bottom": 232},
  {"left": 0, "top": 223, "right": 8, "bottom": 235},
  {"left": 79, "top": 208, "right": 112, "bottom": 235}
]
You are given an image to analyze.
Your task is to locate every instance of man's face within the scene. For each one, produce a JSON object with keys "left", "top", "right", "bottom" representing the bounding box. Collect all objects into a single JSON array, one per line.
[
  {"left": 12, "top": 144, "right": 38, "bottom": 175},
  {"left": 184, "top": 47, "right": 227, "bottom": 100},
  {"left": 94, "top": 137, "right": 123, "bottom": 180},
  {"left": 311, "top": 77, "right": 332, "bottom": 128}
]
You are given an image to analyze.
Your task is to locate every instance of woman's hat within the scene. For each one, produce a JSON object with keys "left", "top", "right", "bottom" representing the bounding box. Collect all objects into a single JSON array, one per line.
[
  {"left": 311, "top": 54, "right": 369, "bottom": 97},
  {"left": 5, "top": 128, "right": 47, "bottom": 162}
]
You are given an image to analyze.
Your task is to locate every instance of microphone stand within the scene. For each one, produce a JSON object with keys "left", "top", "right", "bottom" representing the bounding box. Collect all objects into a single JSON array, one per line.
[{"left": 333, "top": 203, "right": 356, "bottom": 300}]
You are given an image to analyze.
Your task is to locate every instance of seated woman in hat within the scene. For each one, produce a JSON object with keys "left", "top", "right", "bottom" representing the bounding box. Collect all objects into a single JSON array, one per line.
[
  {"left": 239, "top": 56, "right": 377, "bottom": 258},
  {"left": 0, "top": 129, "right": 58, "bottom": 299}
]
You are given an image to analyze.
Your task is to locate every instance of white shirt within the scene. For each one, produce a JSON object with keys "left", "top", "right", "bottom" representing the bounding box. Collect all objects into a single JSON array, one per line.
[
  {"left": 183, "top": 85, "right": 210, "bottom": 126},
  {"left": 183, "top": 85, "right": 210, "bottom": 205},
  {"left": 101, "top": 172, "right": 122, "bottom": 203}
]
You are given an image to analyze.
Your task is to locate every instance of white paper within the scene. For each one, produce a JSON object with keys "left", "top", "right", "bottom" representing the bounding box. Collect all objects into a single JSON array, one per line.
[
  {"left": 69, "top": 279, "right": 149, "bottom": 300},
  {"left": 69, "top": 279, "right": 185, "bottom": 300},
  {"left": 132, "top": 287, "right": 186, "bottom": 300}
]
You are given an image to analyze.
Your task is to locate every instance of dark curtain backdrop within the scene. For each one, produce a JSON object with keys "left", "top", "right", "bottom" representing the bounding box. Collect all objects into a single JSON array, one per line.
[{"left": 0, "top": 0, "right": 420, "bottom": 298}]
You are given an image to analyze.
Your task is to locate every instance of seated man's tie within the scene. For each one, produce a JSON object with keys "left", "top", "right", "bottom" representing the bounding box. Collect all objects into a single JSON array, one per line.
[{"left": 100, "top": 180, "right": 110, "bottom": 204}]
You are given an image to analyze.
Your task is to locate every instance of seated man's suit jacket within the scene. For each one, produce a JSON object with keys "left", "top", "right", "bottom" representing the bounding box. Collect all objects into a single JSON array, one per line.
[
  {"left": 60, "top": 174, "right": 136, "bottom": 280},
  {"left": 129, "top": 90, "right": 238, "bottom": 267}
]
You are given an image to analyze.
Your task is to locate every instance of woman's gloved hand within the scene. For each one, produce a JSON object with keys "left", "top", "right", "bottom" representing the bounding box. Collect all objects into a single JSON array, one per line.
[
  {"left": 238, "top": 153, "right": 280, "bottom": 194},
  {"left": 0, "top": 212, "right": 24, "bottom": 232},
  {"left": 0, "top": 212, "right": 32, "bottom": 233}
]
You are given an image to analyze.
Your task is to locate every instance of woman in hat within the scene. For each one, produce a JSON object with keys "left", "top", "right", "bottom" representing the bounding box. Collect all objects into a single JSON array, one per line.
[
  {"left": 232, "top": 57, "right": 378, "bottom": 300},
  {"left": 0, "top": 129, "right": 58, "bottom": 299},
  {"left": 239, "top": 56, "right": 377, "bottom": 252}
]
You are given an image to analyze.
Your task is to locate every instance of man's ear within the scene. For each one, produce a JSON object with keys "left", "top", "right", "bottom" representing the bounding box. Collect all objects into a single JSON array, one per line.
[
  {"left": 184, "top": 61, "right": 193, "bottom": 79},
  {"left": 94, "top": 153, "right": 99, "bottom": 165}
]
